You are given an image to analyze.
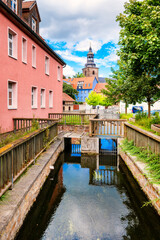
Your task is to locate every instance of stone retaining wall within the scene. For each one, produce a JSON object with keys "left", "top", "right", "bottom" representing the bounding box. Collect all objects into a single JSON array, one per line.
[
  {"left": 0, "top": 138, "right": 64, "bottom": 240},
  {"left": 119, "top": 144, "right": 160, "bottom": 215},
  {"left": 58, "top": 125, "right": 89, "bottom": 133}
]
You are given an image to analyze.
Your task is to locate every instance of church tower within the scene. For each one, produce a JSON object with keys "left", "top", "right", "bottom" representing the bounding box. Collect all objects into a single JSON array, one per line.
[{"left": 82, "top": 45, "right": 99, "bottom": 80}]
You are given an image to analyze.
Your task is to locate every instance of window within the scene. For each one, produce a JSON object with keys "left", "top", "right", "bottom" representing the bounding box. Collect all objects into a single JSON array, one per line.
[
  {"left": 8, "top": 81, "right": 17, "bottom": 109},
  {"left": 32, "top": 45, "right": 36, "bottom": 68},
  {"left": 11, "top": 0, "right": 17, "bottom": 13},
  {"left": 77, "top": 81, "right": 84, "bottom": 89},
  {"left": 58, "top": 66, "right": 61, "bottom": 81},
  {"left": 31, "top": 87, "right": 37, "bottom": 108},
  {"left": 40, "top": 89, "right": 45, "bottom": 108},
  {"left": 22, "top": 38, "right": 27, "bottom": 63},
  {"left": 93, "top": 70, "right": 95, "bottom": 75},
  {"left": 49, "top": 90, "right": 53, "bottom": 108},
  {"left": 32, "top": 17, "right": 36, "bottom": 32},
  {"left": 88, "top": 83, "right": 90, "bottom": 87},
  {"left": 8, "top": 29, "right": 17, "bottom": 59},
  {"left": 45, "top": 56, "right": 49, "bottom": 75},
  {"left": 85, "top": 84, "right": 87, "bottom": 87}
]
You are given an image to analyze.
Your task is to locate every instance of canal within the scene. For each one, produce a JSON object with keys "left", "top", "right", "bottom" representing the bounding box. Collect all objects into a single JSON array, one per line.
[{"left": 16, "top": 139, "right": 160, "bottom": 240}]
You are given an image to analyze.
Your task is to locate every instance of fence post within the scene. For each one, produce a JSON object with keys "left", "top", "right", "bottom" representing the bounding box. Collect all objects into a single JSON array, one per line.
[
  {"left": 89, "top": 120, "right": 93, "bottom": 137},
  {"left": 124, "top": 122, "right": 127, "bottom": 138},
  {"left": 13, "top": 119, "right": 16, "bottom": 133},
  {"left": 11, "top": 150, "right": 14, "bottom": 189}
]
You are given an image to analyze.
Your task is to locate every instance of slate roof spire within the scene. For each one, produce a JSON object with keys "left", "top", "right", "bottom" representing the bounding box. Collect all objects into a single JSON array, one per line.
[{"left": 85, "top": 44, "right": 96, "bottom": 67}]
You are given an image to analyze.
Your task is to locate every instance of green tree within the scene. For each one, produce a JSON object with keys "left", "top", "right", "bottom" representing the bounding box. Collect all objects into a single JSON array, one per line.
[
  {"left": 73, "top": 72, "right": 85, "bottom": 78},
  {"left": 102, "top": 61, "right": 139, "bottom": 114},
  {"left": 63, "top": 82, "right": 78, "bottom": 100},
  {"left": 85, "top": 91, "right": 111, "bottom": 107},
  {"left": 116, "top": 0, "right": 160, "bottom": 117}
]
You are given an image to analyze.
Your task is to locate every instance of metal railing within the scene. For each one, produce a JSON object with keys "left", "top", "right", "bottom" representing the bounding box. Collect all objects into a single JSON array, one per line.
[
  {"left": 49, "top": 113, "right": 98, "bottom": 125},
  {"left": 89, "top": 119, "right": 127, "bottom": 137},
  {"left": 0, "top": 122, "right": 58, "bottom": 197},
  {"left": 13, "top": 118, "right": 56, "bottom": 132}
]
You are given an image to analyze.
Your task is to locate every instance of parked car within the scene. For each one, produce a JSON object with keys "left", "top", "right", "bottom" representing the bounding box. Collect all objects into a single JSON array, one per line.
[{"left": 132, "top": 106, "right": 143, "bottom": 113}]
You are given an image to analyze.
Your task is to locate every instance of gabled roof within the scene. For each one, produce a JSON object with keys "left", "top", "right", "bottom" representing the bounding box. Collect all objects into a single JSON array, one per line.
[
  {"left": 63, "top": 93, "right": 75, "bottom": 102},
  {"left": 22, "top": 1, "right": 35, "bottom": 9},
  {"left": 0, "top": 0, "right": 65, "bottom": 66},
  {"left": 22, "top": 1, "right": 41, "bottom": 22},
  {"left": 94, "top": 83, "right": 107, "bottom": 93},
  {"left": 65, "top": 77, "right": 98, "bottom": 90}
]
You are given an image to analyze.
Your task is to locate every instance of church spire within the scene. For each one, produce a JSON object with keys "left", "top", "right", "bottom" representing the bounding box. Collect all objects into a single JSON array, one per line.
[
  {"left": 85, "top": 45, "right": 96, "bottom": 67},
  {"left": 82, "top": 44, "right": 99, "bottom": 79}
]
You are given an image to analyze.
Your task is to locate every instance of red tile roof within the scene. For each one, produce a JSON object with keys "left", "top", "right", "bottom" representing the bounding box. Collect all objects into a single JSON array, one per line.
[
  {"left": 63, "top": 93, "right": 75, "bottom": 102},
  {"left": 65, "top": 77, "right": 97, "bottom": 90},
  {"left": 94, "top": 83, "right": 107, "bottom": 93},
  {"left": 22, "top": 1, "right": 35, "bottom": 9}
]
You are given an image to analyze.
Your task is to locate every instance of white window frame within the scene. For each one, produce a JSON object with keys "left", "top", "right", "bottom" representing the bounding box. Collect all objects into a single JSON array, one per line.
[
  {"left": 45, "top": 56, "right": 49, "bottom": 75},
  {"left": 31, "top": 86, "right": 37, "bottom": 108},
  {"left": 32, "top": 45, "right": 36, "bottom": 68},
  {"left": 8, "top": 28, "right": 17, "bottom": 59},
  {"left": 40, "top": 88, "right": 46, "bottom": 108},
  {"left": 57, "top": 66, "right": 61, "bottom": 81},
  {"left": 11, "top": 0, "right": 17, "bottom": 13},
  {"left": 22, "top": 37, "right": 27, "bottom": 64},
  {"left": 49, "top": 90, "right": 53, "bottom": 108},
  {"left": 32, "top": 17, "right": 36, "bottom": 32},
  {"left": 8, "top": 80, "right": 18, "bottom": 109}
]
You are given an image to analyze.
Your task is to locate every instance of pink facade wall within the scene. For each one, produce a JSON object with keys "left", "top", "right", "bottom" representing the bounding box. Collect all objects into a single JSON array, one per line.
[{"left": 0, "top": 13, "right": 63, "bottom": 133}]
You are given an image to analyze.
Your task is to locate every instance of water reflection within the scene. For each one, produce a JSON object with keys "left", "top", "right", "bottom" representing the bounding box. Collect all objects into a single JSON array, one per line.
[{"left": 16, "top": 148, "right": 160, "bottom": 240}]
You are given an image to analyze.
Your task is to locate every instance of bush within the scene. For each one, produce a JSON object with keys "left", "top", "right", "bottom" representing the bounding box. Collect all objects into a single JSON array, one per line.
[
  {"left": 151, "top": 112, "right": 160, "bottom": 125},
  {"left": 135, "top": 112, "right": 147, "bottom": 121}
]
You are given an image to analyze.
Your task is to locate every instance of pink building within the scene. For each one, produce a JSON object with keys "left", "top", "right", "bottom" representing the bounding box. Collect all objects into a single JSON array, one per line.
[{"left": 0, "top": 0, "right": 65, "bottom": 133}]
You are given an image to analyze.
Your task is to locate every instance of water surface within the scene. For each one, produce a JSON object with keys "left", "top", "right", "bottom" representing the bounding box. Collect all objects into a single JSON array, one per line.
[{"left": 16, "top": 149, "right": 160, "bottom": 240}]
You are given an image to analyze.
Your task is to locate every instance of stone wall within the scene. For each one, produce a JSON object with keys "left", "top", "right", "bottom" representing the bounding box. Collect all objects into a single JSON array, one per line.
[
  {"left": 0, "top": 139, "right": 64, "bottom": 240},
  {"left": 58, "top": 124, "right": 89, "bottom": 133}
]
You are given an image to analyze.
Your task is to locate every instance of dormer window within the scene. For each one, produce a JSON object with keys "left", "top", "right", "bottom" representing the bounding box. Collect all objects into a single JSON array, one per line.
[
  {"left": 32, "top": 17, "right": 36, "bottom": 32},
  {"left": 11, "top": 0, "right": 17, "bottom": 13}
]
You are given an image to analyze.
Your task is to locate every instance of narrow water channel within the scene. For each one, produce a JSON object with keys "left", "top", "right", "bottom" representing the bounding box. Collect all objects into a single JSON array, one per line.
[{"left": 16, "top": 140, "right": 160, "bottom": 240}]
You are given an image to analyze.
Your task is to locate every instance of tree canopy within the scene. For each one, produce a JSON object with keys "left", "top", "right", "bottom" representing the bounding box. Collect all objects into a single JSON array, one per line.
[
  {"left": 106, "top": 0, "right": 160, "bottom": 116},
  {"left": 85, "top": 91, "right": 111, "bottom": 107},
  {"left": 73, "top": 72, "right": 85, "bottom": 78},
  {"left": 63, "top": 82, "right": 78, "bottom": 100}
]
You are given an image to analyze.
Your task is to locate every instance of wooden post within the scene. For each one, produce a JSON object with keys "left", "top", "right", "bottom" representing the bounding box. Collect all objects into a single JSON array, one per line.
[
  {"left": 89, "top": 120, "right": 92, "bottom": 137},
  {"left": 13, "top": 119, "right": 16, "bottom": 133}
]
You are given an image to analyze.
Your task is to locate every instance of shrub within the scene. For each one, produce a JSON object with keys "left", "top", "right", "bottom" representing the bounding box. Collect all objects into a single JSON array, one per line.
[{"left": 135, "top": 112, "right": 147, "bottom": 121}]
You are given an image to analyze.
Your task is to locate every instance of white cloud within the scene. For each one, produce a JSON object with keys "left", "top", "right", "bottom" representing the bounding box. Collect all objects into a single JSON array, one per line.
[
  {"left": 63, "top": 65, "right": 76, "bottom": 78},
  {"left": 75, "top": 39, "right": 103, "bottom": 53},
  {"left": 38, "top": 0, "right": 128, "bottom": 44},
  {"left": 56, "top": 50, "right": 86, "bottom": 66}
]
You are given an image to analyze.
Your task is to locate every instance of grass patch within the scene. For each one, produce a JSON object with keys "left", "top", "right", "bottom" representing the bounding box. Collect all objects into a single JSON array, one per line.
[
  {"left": 0, "top": 127, "right": 39, "bottom": 149},
  {"left": 59, "top": 115, "right": 90, "bottom": 125},
  {"left": 120, "top": 113, "right": 133, "bottom": 120},
  {"left": 121, "top": 139, "right": 160, "bottom": 184}
]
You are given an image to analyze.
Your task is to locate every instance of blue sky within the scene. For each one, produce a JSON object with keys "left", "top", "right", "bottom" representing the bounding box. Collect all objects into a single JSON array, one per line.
[{"left": 36, "top": 0, "right": 128, "bottom": 78}]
